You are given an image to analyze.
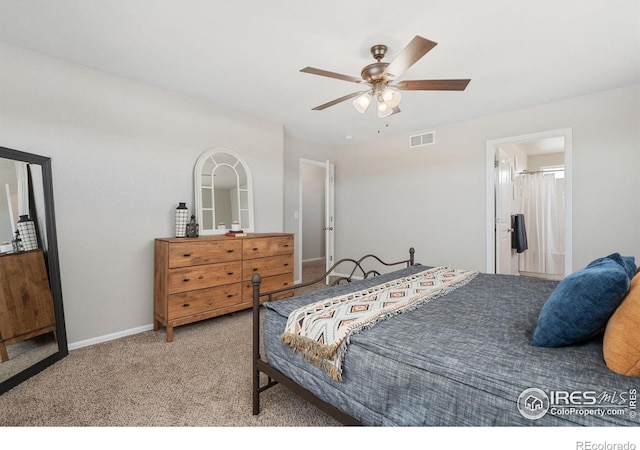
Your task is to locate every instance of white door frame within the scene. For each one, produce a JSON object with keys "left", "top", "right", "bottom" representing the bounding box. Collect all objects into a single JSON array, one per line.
[
  {"left": 298, "top": 158, "right": 335, "bottom": 284},
  {"left": 485, "top": 128, "right": 573, "bottom": 276},
  {"left": 324, "top": 160, "right": 335, "bottom": 284},
  {"left": 495, "top": 146, "right": 517, "bottom": 275}
]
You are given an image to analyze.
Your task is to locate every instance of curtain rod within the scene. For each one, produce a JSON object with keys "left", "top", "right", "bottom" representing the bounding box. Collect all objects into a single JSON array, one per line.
[{"left": 516, "top": 168, "right": 565, "bottom": 175}]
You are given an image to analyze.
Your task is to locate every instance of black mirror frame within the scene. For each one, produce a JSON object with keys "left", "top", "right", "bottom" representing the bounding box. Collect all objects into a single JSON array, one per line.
[{"left": 0, "top": 146, "right": 68, "bottom": 395}]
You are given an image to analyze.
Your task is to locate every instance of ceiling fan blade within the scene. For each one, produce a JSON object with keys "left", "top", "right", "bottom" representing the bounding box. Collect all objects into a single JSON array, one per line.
[
  {"left": 311, "top": 91, "right": 366, "bottom": 110},
  {"left": 390, "top": 106, "right": 401, "bottom": 116},
  {"left": 382, "top": 35, "right": 437, "bottom": 80},
  {"left": 300, "top": 67, "right": 364, "bottom": 84},
  {"left": 396, "top": 79, "right": 471, "bottom": 91}
]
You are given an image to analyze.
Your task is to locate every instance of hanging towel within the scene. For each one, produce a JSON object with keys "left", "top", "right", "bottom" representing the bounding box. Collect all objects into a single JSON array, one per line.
[{"left": 511, "top": 214, "right": 528, "bottom": 253}]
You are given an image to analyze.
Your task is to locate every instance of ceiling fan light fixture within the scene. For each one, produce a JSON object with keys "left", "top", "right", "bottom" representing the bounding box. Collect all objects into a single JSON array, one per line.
[
  {"left": 302, "top": 36, "right": 470, "bottom": 115},
  {"left": 381, "top": 87, "right": 402, "bottom": 108},
  {"left": 352, "top": 92, "right": 373, "bottom": 113},
  {"left": 376, "top": 99, "right": 393, "bottom": 118}
]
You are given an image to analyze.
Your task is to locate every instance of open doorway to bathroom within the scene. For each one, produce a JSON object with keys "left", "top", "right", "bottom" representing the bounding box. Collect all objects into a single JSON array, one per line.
[{"left": 486, "top": 129, "right": 573, "bottom": 279}]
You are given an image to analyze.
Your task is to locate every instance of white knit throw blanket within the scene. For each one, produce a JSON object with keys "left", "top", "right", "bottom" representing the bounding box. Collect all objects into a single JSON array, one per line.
[{"left": 281, "top": 266, "right": 478, "bottom": 381}]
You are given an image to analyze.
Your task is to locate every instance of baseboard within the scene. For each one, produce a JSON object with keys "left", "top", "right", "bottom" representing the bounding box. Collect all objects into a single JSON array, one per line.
[
  {"left": 519, "top": 271, "right": 563, "bottom": 281},
  {"left": 302, "top": 257, "right": 325, "bottom": 263},
  {"left": 332, "top": 271, "right": 364, "bottom": 281},
  {"left": 68, "top": 323, "right": 155, "bottom": 351}
]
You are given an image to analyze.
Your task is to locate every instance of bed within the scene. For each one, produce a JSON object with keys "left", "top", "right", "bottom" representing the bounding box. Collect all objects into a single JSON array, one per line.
[{"left": 251, "top": 248, "right": 639, "bottom": 426}]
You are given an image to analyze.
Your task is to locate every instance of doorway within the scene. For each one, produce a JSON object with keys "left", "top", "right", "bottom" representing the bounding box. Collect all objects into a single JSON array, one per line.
[
  {"left": 485, "top": 128, "right": 573, "bottom": 278},
  {"left": 298, "top": 159, "right": 335, "bottom": 284}
]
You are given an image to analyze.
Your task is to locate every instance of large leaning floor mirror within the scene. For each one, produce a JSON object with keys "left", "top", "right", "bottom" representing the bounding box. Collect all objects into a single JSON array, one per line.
[{"left": 0, "top": 146, "right": 67, "bottom": 394}]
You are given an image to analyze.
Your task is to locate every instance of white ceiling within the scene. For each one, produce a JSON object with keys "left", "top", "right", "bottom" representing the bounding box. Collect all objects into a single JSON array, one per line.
[{"left": 1, "top": 1, "right": 639, "bottom": 148}]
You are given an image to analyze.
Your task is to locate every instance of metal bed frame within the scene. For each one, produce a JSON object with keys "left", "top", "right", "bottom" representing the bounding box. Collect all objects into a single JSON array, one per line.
[{"left": 251, "top": 247, "right": 415, "bottom": 425}]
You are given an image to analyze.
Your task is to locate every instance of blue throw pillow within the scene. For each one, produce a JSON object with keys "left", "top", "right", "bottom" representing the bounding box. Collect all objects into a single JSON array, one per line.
[
  {"left": 621, "top": 255, "right": 636, "bottom": 279},
  {"left": 587, "top": 253, "right": 637, "bottom": 280},
  {"left": 532, "top": 256, "right": 631, "bottom": 347}
]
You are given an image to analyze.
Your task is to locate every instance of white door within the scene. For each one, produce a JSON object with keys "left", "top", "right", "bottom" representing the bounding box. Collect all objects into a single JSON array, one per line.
[
  {"left": 495, "top": 148, "right": 516, "bottom": 274},
  {"left": 324, "top": 160, "right": 335, "bottom": 284}
]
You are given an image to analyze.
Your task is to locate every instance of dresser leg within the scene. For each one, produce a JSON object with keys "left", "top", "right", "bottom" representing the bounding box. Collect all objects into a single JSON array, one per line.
[
  {"left": 0, "top": 342, "right": 8, "bottom": 362},
  {"left": 153, "top": 318, "right": 160, "bottom": 332},
  {"left": 166, "top": 326, "right": 174, "bottom": 343}
]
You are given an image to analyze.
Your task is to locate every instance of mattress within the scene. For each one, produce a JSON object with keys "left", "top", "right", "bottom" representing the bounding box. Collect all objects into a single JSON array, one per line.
[{"left": 263, "top": 265, "right": 638, "bottom": 426}]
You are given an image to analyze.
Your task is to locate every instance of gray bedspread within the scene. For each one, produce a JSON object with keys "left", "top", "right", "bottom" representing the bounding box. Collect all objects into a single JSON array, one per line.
[{"left": 263, "top": 265, "right": 639, "bottom": 426}]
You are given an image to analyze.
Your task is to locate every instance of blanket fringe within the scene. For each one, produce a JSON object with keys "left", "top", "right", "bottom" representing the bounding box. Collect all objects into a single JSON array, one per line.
[
  {"left": 280, "top": 332, "right": 341, "bottom": 359},
  {"left": 280, "top": 332, "right": 343, "bottom": 381}
]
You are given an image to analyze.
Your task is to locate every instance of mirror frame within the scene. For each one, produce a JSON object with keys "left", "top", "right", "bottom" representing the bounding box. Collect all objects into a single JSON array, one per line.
[
  {"left": 0, "top": 146, "right": 67, "bottom": 395},
  {"left": 194, "top": 148, "right": 255, "bottom": 235}
]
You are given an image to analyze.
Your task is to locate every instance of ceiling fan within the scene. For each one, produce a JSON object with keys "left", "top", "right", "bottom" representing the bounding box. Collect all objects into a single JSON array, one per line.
[{"left": 300, "top": 35, "right": 470, "bottom": 118}]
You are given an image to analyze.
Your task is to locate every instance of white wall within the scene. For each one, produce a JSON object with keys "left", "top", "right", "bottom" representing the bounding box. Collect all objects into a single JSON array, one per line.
[
  {"left": 528, "top": 152, "right": 564, "bottom": 171},
  {"left": 304, "top": 85, "right": 639, "bottom": 273},
  {"left": 301, "top": 164, "right": 325, "bottom": 261},
  {"left": 0, "top": 44, "right": 285, "bottom": 345}
]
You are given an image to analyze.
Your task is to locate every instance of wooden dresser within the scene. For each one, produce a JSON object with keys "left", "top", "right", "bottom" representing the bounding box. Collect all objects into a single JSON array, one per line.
[
  {"left": 154, "top": 233, "right": 294, "bottom": 342},
  {"left": 0, "top": 249, "right": 56, "bottom": 362}
]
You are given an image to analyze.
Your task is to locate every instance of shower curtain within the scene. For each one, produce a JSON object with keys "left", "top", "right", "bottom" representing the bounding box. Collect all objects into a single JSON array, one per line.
[{"left": 517, "top": 172, "right": 565, "bottom": 277}]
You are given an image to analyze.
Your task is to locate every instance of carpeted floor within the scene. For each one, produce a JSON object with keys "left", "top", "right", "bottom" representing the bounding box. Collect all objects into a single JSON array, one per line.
[
  {"left": 0, "top": 333, "right": 58, "bottom": 382},
  {"left": 0, "top": 259, "right": 341, "bottom": 426}
]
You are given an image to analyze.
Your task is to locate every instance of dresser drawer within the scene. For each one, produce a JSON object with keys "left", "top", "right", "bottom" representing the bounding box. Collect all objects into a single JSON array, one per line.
[
  {"left": 167, "top": 261, "right": 242, "bottom": 294},
  {"left": 243, "top": 235, "right": 293, "bottom": 260},
  {"left": 243, "top": 272, "right": 294, "bottom": 301},
  {"left": 167, "top": 283, "right": 242, "bottom": 320},
  {"left": 242, "top": 253, "right": 293, "bottom": 280},
  {"left": 168, "top": 239, "right": 242, "bottom": 268}
]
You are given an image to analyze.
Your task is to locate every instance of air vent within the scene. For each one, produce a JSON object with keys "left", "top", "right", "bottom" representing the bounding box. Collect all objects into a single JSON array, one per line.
[{"left": 409, "top": 131, "right": 435, "bottom": 148}]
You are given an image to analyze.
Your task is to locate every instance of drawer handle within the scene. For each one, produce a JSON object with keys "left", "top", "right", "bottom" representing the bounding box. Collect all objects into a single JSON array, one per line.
[
  {"left": 283, "top": 244, "right": 290, "bottom": 247},
  {"left": 283, "top": 282, "right": 289, "bottom": 286},
  {"left": 227, "top": 294, "right": 234, "bottom": 298},
  {"left": 253, "top": 268, "right": 258, "bottom": 272},
  {"left": 227, "top": 249, "right": 234, "bottom": 253},
  {"left": 227, "top": 272, "right": 234, "bottom": 276},
  {"left": 182, "top": 303, "right": 190, "bottom": 307},
  {"left": 183, "top": 278, "right": 190, "bottom": 282},
  {"left": 284, "top": 263, "right": 289, "bottom": 266},
  {"left": 183, "top": 253, "right": 192, "bottom": 257},
  {"left": 252, "top": 247, "right": 259, "bottom": 251}
]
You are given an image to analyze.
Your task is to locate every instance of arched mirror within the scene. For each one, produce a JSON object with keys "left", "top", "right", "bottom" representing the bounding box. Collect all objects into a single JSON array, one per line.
[
  {"left": 194, "top": 149, "right": 254, "bottom": 235},
  {"left": 0, "top": 146, "right": 67, "bottom": 395}
]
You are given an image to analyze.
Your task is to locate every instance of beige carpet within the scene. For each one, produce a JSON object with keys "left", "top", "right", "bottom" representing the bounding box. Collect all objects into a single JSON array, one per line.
[
  {"left": 0, "top": 333, "right": 58, "bottom": 382},
  {"left": 0, "top": 259, "right": 341, "bottom": 426}
]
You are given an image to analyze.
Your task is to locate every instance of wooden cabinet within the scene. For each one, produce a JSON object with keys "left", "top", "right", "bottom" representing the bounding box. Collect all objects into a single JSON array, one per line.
[
  {"left": 0, "top": 250, "right": 56, "bottom": 362},
  {"left": 154, "top": 233, "right": 294, "bottom": 342}
]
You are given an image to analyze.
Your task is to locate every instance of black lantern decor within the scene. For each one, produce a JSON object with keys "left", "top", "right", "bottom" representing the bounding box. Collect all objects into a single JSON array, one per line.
[
  {"left": 186, "top": 215, "right": 199, "bottom": 238},
  {"left": 11, "top": 229, "right": 22, "bottom": 253}
]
